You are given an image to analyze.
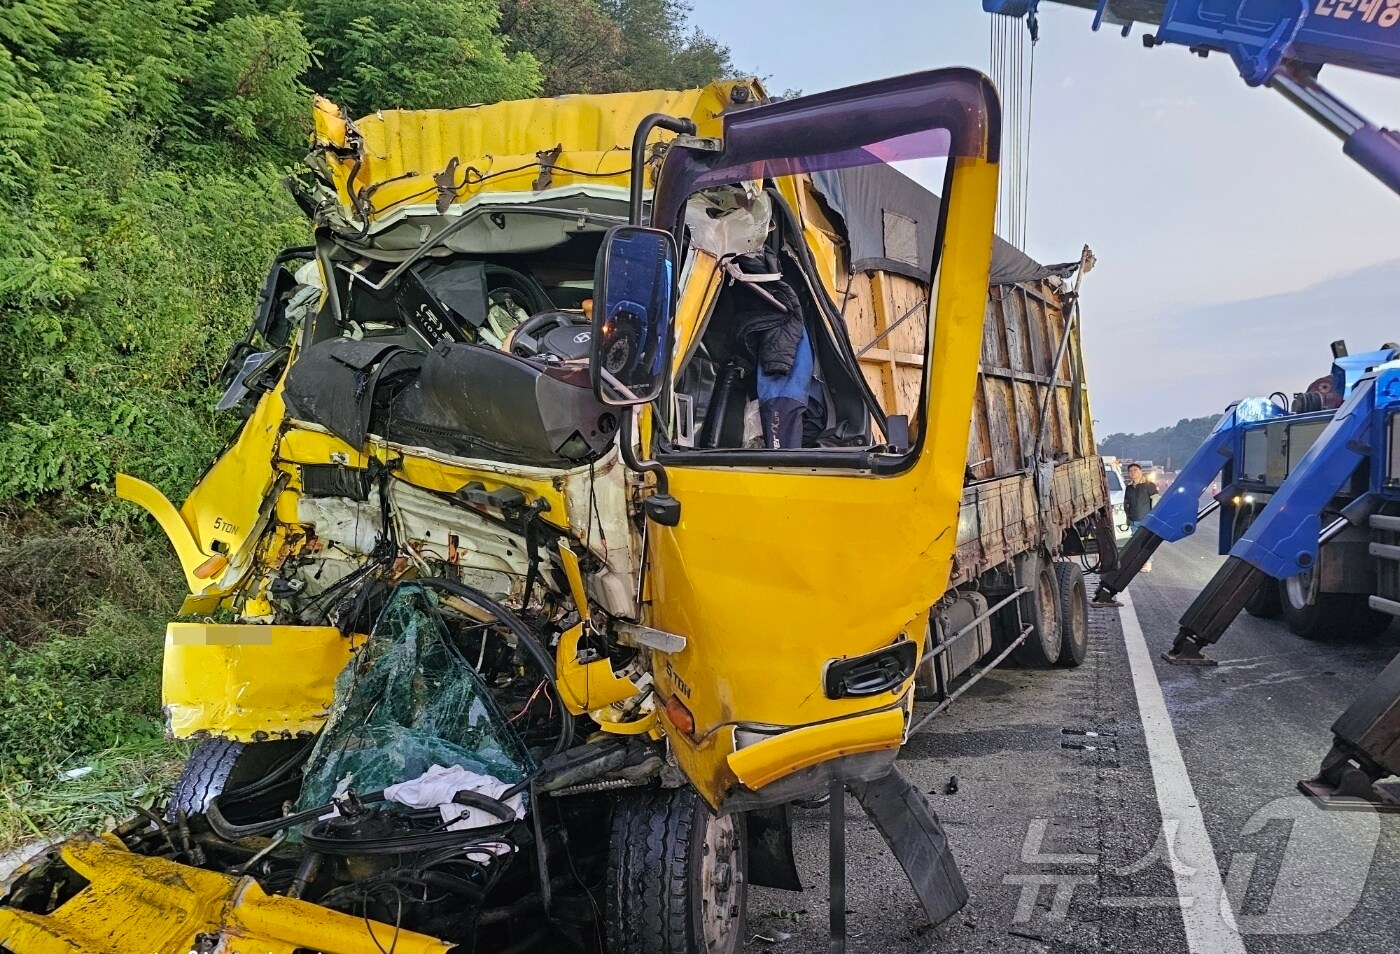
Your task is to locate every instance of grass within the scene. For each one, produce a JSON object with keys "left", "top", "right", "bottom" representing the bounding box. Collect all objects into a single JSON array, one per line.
[
  {"left": 0, "top": 738, "right": 188, "bottom": 852},
  {"left": 0, "top": 510, "right": 188, "bottom": 851}
]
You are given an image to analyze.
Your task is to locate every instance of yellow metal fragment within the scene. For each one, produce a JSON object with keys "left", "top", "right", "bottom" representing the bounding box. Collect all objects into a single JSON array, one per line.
[
  {"left": 163, "top": 623, "right": 355, "bottom": 741},
  {"left": 0, "top": 835, "right": 452, "bottom": 954}
]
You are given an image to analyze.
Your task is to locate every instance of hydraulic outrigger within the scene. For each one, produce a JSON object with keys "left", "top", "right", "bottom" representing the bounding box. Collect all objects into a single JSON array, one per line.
[
  {"left": 1089, "top": 345, "right": 1400, "bottom": 660},
  {"left": 1157, "top": 356, "right": 1400, "bottom": 808}
]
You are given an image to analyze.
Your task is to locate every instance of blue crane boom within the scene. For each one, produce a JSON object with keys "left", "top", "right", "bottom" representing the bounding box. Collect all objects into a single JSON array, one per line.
[{"left": 983, "top": 0, "right": 1400, "bottom": 194}]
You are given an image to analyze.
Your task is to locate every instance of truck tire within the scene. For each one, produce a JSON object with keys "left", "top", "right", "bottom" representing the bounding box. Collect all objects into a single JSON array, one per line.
[
  {"left": 1280, "top": 569, "right": 1343, "bottom": 641},
  {"left": 166, "top": 739, "right": 302, "bottom": 821},
  {"left": 1342, "top": 595, "right": 1391, "bottom": 639},
  {"left": 1243, "top": 579, "right": 1283, "bottom": 619},
  {"left": 1054, "top": 561, "right": 1089, "bottom": 668},
  {"left": 1013, "top": 561, "right": 1061, "bottom": 668},
  {"left": 605, "top": 786, "right": 746, "bottom": 954}
]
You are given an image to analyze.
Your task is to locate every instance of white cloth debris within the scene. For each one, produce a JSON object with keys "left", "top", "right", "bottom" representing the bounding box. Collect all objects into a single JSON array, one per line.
[{"left": 383, "top": 764, "right": 525, "bottom": 832}]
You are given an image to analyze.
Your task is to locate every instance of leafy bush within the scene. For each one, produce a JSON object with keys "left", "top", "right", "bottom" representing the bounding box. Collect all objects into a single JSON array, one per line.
[
  {"left": 0, "top": 737, "right": 188, "bottom": 852},
  {"left": 0, "top": 0, "right": 731, "bottom": 508},
  {"left": 301, "top": 0, "right": 540, "bottom": 115},
  {"left": 0, "top": 515, "right": 179, "bottom": 781}
]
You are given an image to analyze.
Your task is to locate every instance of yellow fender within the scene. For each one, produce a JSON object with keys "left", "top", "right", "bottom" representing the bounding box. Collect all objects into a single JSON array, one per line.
[
  {"left": 115, "top": 473, "right": 211, "bottom": 593},
  {"left": 554, "top": 622, "right": 638, "bottom": 717}
]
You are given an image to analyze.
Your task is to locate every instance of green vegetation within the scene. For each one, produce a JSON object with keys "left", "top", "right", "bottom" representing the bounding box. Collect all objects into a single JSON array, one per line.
[
  {"left": 0, "top": 516, "right": 183, "bottom": 849},
  {"left": 0, "top": 0, "right": 730, "bottom": 848},
  {"left": 1098, "top": 414, "right": 1218, "bottom": 469}
]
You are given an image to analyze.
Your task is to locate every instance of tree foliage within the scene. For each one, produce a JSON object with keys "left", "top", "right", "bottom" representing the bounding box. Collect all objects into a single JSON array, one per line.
[
  {"left": 499, "top": 0, "right": 733, "bottom": 95},
  {"left": 1098, "top": 415, "right": 1219, "bottom": 469},
  {"left": 301, "top": 0, "right": 540, "bottom": 115}
]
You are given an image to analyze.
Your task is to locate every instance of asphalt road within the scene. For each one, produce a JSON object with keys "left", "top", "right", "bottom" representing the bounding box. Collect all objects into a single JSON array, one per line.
[{"left": 747, "top": 513, "right": 1400, "bottom": 952}]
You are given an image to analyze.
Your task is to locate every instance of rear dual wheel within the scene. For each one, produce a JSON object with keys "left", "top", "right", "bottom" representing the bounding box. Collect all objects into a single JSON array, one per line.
[
  {"left": 1054, "top": 562, "right": 1090, "bottom": 668},
  {"left": 1280, "top": 568, "right": 1389, "bottom": 642},
  {"left": 1013, "top": 561, "right": 1062, "bottom": 667},
  {"left": 1013, "top": 559, "right": 1089, "bottom": 668}
]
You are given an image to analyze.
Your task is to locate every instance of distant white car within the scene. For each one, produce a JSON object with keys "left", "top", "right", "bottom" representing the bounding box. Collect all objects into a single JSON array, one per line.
[{"left": 1104, "top": 462, "right": 1131, "bottom": 543}]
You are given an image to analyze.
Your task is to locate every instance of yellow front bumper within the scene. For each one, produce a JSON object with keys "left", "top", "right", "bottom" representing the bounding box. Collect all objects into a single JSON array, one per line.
[
  {"left": 0, "top": 836, "right": 452, "bottom": 954},
  {"left": 163, "top": 622, "right": 357, "bottom": 741}
]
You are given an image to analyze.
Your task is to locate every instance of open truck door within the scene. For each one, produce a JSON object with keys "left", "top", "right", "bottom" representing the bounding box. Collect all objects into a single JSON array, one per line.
[{"left": 623, "top": 70, "right": 1003, "bottom": 811}]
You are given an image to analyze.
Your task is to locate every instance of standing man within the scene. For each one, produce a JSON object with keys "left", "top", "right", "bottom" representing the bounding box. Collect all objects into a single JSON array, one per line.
[{"left": 1124, "top": 462, "right": 1159, "bottom": 572}]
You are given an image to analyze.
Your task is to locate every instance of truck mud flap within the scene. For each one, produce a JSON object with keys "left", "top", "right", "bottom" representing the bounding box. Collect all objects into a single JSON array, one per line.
[
  {"left": 849, "top": 766, "right": 968, "bottom": 926},
  {"left": 745, "top": 803, "right": 803, "bottom": 891}
]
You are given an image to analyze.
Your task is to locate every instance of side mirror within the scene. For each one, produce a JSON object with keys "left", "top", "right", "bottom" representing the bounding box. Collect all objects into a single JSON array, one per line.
[{"left": 591, "top": 225, "right": 677, "bottom": 406}]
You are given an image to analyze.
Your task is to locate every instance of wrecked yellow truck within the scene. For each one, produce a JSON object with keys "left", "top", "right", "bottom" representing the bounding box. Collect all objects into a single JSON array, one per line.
[{"left": 0, "top": 70, "right": 1113, "bottom": 953}]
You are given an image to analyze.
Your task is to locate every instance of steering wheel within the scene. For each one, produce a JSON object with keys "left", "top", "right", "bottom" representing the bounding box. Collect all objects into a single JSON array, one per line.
[
  {"left": 506, "top": 310, "right": 593, "bottom": 361},
  {"left": 478, "top": 266, "right": 553, "bottom": 347}
]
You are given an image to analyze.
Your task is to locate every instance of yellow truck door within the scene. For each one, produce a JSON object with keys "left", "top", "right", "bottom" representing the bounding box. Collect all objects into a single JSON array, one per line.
[{"left": 640, "top": 69, "right": 1003, "bottom": 807}]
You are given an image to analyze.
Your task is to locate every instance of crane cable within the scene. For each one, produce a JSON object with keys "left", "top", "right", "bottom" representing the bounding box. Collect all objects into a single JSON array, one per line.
[{"left": 989, "top": 13, "right": 1036, "bottom": 250}]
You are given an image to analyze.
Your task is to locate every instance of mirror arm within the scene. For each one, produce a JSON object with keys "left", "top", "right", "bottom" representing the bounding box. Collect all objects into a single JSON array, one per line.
[
  {"left": 619, "top": 406, "right": 681, "bottom": 527},
  {"left": 630, "top": 114, "right": 697, "bottom": 226}
]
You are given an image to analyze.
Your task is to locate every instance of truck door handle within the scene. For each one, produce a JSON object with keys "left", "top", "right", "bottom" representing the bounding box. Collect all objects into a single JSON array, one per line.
[{"left": 823, "top": 641, "right": 919, "bottom": 699}]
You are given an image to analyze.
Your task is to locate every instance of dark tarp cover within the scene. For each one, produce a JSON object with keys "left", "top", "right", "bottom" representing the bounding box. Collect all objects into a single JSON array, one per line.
[
  {"left": 282, "top": 339, "right": 422, "bottom": 449},
  {"left": 811, "top": 165, "right": 1053, "bottom": 286}
]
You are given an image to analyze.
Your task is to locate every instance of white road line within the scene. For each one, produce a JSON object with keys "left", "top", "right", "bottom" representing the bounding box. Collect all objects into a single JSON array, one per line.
[{"left": 1118, "top": 589, "right": 1247, "bottom": 954}]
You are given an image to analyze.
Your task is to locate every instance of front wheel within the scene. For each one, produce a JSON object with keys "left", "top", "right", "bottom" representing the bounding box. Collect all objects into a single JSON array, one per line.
[
  {"left": 166, "top": 738, "right": 305, "bottom": 821},
  {"left": 1282, "top": 571, "right": 1392, "bottom": 642},
  {"left": 1280, "top": 568, "right": 1356, "bottom": 641},
  {"left": 606, "top": 786, "right": 747, "bottom": 954}
]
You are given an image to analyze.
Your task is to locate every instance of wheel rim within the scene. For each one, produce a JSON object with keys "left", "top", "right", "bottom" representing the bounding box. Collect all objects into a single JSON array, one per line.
[
  {"left": 698, "top": 809, "right": 743, "bottom": 950},
  {"left": 1285, "top": 566, "right": 1316, "bottom": 612}
]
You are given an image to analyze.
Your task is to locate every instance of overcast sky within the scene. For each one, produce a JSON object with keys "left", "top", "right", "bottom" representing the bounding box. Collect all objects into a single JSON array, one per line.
[{"left": 688, "top": 1, "right": 1400, "bottom": 434}]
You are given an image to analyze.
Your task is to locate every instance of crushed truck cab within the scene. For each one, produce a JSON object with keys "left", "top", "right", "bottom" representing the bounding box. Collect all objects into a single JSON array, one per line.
[{"left": 3, "top": 69, "right": 1111, "bottom": 954}]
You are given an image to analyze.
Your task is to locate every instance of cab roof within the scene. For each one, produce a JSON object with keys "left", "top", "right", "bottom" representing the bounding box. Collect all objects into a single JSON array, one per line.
[{"left": 308, "top": 80, "right": 764, "bottom": 247}]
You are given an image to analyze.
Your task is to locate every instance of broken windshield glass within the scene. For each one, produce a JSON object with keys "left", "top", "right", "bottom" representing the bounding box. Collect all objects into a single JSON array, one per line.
[{"left": 297, "top": 582, "right": 534, "bottom": 811}]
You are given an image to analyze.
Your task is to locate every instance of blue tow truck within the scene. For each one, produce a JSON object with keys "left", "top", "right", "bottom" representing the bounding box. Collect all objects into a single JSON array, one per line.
[
  {"left": 1094, "top": 342, "right": 1400, "bottom": 644},
  {"left": 980, "top": 0, "right": 1400, "bottom": 807}
]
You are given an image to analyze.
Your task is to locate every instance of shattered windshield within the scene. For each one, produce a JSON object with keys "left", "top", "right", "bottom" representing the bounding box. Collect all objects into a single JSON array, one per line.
[{"left": 297, "top": 583, "right": 534, "bottom": 811}]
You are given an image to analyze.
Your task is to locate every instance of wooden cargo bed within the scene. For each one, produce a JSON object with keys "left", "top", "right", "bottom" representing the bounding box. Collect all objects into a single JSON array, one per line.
[{"left": 839, "top": 263, "right": 1108, "bottom": 586}]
